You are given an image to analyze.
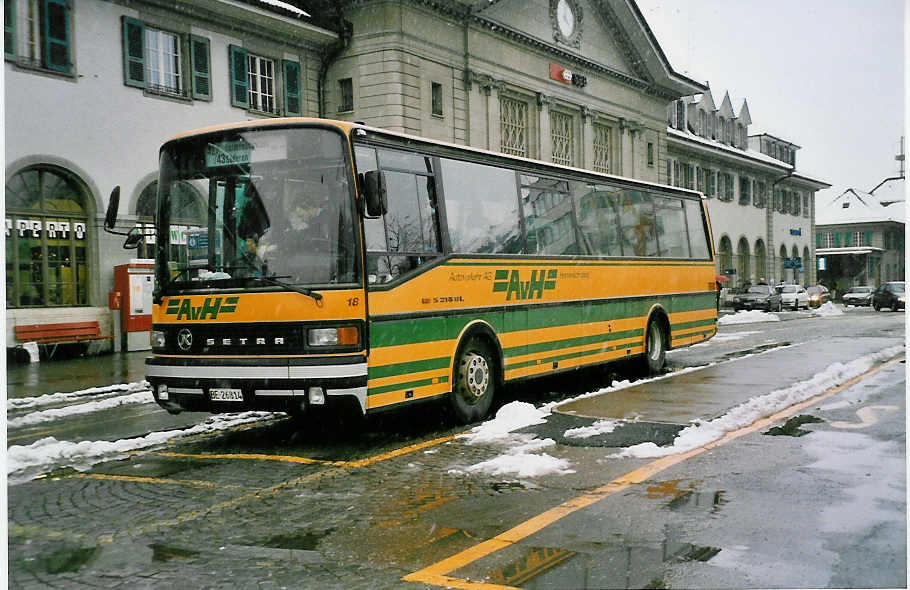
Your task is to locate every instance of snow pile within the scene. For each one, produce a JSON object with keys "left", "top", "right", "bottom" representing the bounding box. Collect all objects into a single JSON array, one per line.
[
  {"left": 9, "top": 391, "right": 154, "bottom": 428},
  {"left": 564, "top": 419, "right": 620, "bottom": 439},
  {"left": 813, "top": 302, "right": 844, "bottom": 317},
  {"left": 453, "top": 402, "right": 573, "bottom": 477},
  {"left": 459, "top": 401, "right": 549, "bottom": 445},
  {"left": 8, "top": 381, "right": 150, "bottom": 411},
  {"left": 7, "top": 412, "right": 278, "bottom": 479},
  {"left": 612, "top": 344, "right": 904, "bottom": 459},
  {"left": 718, "top": 310, "right": 781, "bottom": 325}
]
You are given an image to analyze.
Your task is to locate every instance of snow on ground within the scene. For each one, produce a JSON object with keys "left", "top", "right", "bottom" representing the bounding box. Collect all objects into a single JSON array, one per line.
[
  {"left": 813, "top": 302, "right": 844, "bottom": 317},
  {"left": 7, "top": 381, "right": 151, "bottom": 411},
  {"left": 9, "top": 391, "right": 154, "bottom": 428},
  {"left": 717, "top": 310, "right": 781, "bottom": 325},
  {"left": 451, "top": 341, "right": 902, "bottom": 478},
  {"left": 564, "top": 419, "right": 620, "bottom": 439},
  {"left": 7, "top": 412, "right": 279, "bottom": 480},
  {"left": 611, "top": 344, "right": 904, "bottom": 459}
]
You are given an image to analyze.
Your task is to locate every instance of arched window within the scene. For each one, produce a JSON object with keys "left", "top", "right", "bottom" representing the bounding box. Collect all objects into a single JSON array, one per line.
[
  {"left": 802, "top": 246, "right": 810, "bottom": 283},
  {"left": 6, "top": 167, "right": 91, "bottom": 308},
  {"left": 791, "top": 245, "right": 800, "bottom": 282}
]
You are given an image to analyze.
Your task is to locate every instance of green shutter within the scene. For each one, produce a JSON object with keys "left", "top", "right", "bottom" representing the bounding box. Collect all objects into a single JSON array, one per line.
[
  {"left": 834, "top": 233, "right": 841, "bottom": 247},
  {"left": 816, "top": 233, "right": 821, "bottom": 248},
  {"left": 43, "top": 0, "right": 69, "bottom": 72},
  {"left": 843, "top": 233, "right": 850, "bottom": 247},
  {"left": 122, "top": 17, "right": 145, "bottom": 87},
  {"left": 282, "top": 59, "right": 301, "bottom": 115},
  {"left": 229, "top": 45, "right": 248, "bottom": 108},
  {"left": 864, "top": 231, "right": 871, "bottom": 247},
  {"left": 190, "top": 35, "right": 211, "bottom": 100},
  {"left": 5, "top": 0, "right": 15, "bottom": 59}
]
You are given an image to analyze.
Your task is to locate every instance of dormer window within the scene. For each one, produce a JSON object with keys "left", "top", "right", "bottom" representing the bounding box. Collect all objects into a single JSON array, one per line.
[{"left": 676, "top": 100, "right": 685, "bottom": 131}]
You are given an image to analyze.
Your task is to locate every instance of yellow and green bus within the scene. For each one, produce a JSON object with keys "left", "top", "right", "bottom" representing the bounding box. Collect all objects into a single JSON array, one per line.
[{"left": 107, "top": 118, "right": 717, "bottom": 423}]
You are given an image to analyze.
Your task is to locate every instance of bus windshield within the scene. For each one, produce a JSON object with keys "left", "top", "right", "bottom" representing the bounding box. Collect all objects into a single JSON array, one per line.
[{"left": 156, "top": 127, "right": 358, "bottom": 290}]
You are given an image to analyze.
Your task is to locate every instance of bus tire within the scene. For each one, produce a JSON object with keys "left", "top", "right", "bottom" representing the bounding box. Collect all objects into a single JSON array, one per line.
[
  {"left": 449, "top": 337, "right": 495, "bottom": 424},
  {"left": 642, "top": 317, "right": 666, "bottom": 375}
]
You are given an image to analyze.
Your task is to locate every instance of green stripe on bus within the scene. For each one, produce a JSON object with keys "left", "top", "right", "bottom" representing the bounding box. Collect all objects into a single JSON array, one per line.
[
  {"left": 369, "top": 356, "right": 450, "bottom": 380},
  {"left": 369, "top": 293, "right": 715, "bottom": 348},
  {"left": 506, "top": 345, "right": 625, "bottom": 371},
  {"left": 502, "top": 328, "right": 641, "bottom": 358},
  {"left": 368, "top": 376, "right": 449, "bottom": 396}
]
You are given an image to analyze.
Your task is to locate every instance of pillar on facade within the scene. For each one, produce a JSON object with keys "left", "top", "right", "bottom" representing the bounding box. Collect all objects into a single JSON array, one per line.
[
  {"left": 537, "top": 92, "right": 551, "bottom": 163},
  {"left": 582, "top": 106, "right": 593, "bottom": 170}
]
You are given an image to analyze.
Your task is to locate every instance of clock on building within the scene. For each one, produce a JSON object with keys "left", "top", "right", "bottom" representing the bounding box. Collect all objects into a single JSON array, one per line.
[{"left": 552, "top": 0, "right": 582, "bottom": 47}]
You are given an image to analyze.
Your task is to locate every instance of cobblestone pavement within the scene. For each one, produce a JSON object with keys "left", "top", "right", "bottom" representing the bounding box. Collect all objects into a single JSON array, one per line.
[{"left": 8, "top": 311, "right": 905, "bottom": 589}]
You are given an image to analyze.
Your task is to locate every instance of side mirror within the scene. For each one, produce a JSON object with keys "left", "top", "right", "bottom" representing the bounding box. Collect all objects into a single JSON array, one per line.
[
  {"left": 104, "top": 186, "right": 121, "bottom": 231},
  {"left": 123, "top": 226, "right": 143, "bottom": 250},
  {"left": 363, "top": 170, "right": 388, "bottom": 218}
]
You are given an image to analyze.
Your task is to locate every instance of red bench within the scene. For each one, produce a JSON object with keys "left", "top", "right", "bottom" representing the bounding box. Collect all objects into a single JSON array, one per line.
[{"left": 14, "top": 321, "right": 111, "bottom": 359}]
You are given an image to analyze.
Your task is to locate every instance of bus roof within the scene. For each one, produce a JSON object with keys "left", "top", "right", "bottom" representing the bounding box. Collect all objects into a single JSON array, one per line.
[{"left": 165, "top": 117, "right": 705, "bottom": 201}]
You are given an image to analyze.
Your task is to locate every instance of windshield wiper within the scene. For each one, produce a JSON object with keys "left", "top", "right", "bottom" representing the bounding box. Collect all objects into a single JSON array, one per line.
[
  {"left": 253, "top": 274, "right": 323, "bottom": 301},
  {"left": 217, "top": 267, "right": 323, "bottom": 301}
]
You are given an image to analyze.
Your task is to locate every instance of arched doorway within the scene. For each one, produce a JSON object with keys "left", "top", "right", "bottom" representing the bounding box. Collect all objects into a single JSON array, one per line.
[
  {"left": 754, "top": 239, "right": 767, "bottom": 283},
  {"left": 5, "top": 166, "right": 91, "bottom": 307},
  {"left": 803, "top": 246, "right": 811, "bottom": 285},
  {"left": 737, "top": 237, "right": 750, "bottom": 287},
  {"left": 718, "top": 236, "right": 732, "bottom": 277},
  {"left": 779, "top": 244, "right": 788, "bottom": 283},
  {"left": 136, "top": 182, "right": 157, "bottom": 260},
  {"left": 791, "top": 245, "right": 800, "bottom": 283}
]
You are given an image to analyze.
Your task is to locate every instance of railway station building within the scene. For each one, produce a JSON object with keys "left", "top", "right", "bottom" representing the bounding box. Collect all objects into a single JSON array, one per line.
[{"left": 4, "top": 0, "right": 828, "bottom": 352}]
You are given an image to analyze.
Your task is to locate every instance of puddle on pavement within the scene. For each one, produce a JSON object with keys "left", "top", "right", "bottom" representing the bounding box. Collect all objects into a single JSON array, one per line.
[
  {"left": 33, "top": 545, "right": 101, "bottom": 573},
  {"left": 763, "top": 414, "right": 824, "bottom": 437},
  {"left": 150, "top": 543, "right": 200, "bottom": 562},
  {"left": 259, "top": 528, "right": 334, "bottom": 551},
  {"left": 485, "top": 546, "right": 578, "bottom": 586},
  {"left": 491, "top": 481, "right": 527, "bottom": 493}
]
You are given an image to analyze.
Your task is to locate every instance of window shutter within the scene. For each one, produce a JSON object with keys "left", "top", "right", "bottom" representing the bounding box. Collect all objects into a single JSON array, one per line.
[
  {"left": 122, "top": 17, "right": 145, "bottom": 87},
  {"left": 190, "top": 35, "right": 212, "bottom": 100},
  {"left": 864, "top": 231, "right": 871, "bottom": 247},
  {"left": 843, "top": 233, "right": 850, "bottom": 247},
  {"left": 4, "top": 1, "right": 14, "bottom": 59},
  {"left": 229, "top": 45, "right": 249, "bottom": 108},
  {"left": 834, "top": 233, "right": 841, "bottom": 247},
  {"left": 44, "top": 0, "right": 70, "bottom": 72},
  {"left": 282, "top": 59, "right": 301, "bottom": 115}
]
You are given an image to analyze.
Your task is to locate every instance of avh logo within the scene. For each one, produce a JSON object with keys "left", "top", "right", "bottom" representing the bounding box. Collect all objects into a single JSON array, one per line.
[
  {"left": 165, "top": 296, "right": 239, "bottom": 320},
  {"left": 492, "top": 269, "right": 557, "bottom": 301}
]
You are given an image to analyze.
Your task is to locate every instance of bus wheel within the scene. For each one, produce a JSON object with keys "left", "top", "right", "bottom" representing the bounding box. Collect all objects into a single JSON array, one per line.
[
  {"left": 449, "top": 337, "right": 495, "bottom": 424},
  {"left": 643, "top": 318, "right": 666, "bottom": 375}
]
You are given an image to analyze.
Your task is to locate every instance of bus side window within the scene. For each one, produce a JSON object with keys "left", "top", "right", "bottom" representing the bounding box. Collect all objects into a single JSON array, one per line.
[{"left": 362, "top": 147, "right": 441, "bottom": 286}]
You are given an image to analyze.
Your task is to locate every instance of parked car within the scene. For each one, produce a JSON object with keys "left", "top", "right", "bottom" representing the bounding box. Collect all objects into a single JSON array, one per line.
[
  {"left": 733, "top": 284, "right": 782, "bottom": 312},
  {"left": 872, "top": 281, "right": 905, "bottom": 311},
  {"left": 842, "top": 286, "right": 874, "bottom": 307},
  {"left": 777, "top": 284, "right": 809, "bottom": 310},
  {"left": 806, "top": 285, "right": 830, "bottom": 308}
]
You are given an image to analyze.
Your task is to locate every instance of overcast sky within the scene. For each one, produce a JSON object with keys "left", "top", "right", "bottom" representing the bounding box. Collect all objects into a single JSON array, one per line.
[{"left": 636, "top": 0, "right": 905, "bottom": 205}]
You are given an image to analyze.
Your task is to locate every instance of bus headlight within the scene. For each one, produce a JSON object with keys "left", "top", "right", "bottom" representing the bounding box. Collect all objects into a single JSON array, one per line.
[
  {"left": 308, "top": 326, "right": 359, "bottom": 347},
  {"left": 152, "top": 330, "right": 167, "bottom": 348}
]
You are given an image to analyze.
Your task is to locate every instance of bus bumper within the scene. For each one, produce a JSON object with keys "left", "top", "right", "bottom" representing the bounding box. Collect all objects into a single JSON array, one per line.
[{"left": 145, "top": 355, "right": 368, "bottom": 415}]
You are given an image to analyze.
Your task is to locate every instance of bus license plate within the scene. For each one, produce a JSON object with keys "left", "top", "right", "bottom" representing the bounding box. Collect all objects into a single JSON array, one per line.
[{"left": 210, "top": 388, "right": 243, "bottom": 401}]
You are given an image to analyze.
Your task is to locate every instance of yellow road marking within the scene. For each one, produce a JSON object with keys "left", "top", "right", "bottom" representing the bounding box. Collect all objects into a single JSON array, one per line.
[
  {"left": 154, "top": 434, "right": 457, "bottom": 468},
  {"left": 104, "top": 433, "right": 459, "bottom": 543},
  {"left": 66, "top": 472, "right": 242, "bottom": 489},
  {"left": 403, "top": 354, "right": 903, "bottom": 588}
]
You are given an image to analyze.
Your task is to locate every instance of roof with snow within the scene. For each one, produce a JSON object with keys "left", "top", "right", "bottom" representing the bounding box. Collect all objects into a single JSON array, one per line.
[{"left": 816, "top": 185, "right": 907, "bottom": 225}]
